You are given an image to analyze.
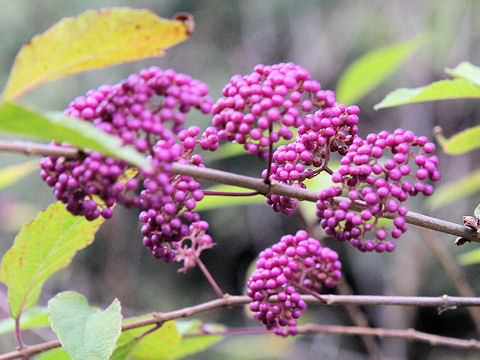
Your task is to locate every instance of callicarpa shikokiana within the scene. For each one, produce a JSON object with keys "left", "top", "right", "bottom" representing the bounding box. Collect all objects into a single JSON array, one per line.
[{"left": 39, "top": 62, "right": 440, "bottom": 336}]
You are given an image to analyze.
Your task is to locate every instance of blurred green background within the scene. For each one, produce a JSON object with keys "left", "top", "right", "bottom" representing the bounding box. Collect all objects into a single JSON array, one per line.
[{"left": 1, "top": 1, "right": 480, "bottom": 359}]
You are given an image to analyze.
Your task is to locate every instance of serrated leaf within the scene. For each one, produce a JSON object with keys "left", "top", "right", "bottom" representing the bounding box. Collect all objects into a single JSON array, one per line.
[
  {"left": 446, "top": 61, "right": 480, "bottom": 87},
  {"left": 0, "top": 202, "right": 104, "bottom": 319},
  {"left": 2, "top": 8, "right": 190, "bottom": 101},
  {"left": 170, "top": 320, "right": 224, "bottom": 359},
  {"left": 0, "top": 160, "right": 38, "bottom": 190},
  {"left": 48, "top": 291, "right": 122, "bottom": 360},
  {"left": 374, "top": 79, "right": 480, "bottom": 109},
  {"left": 35, "top": 348, "right": 71, "bottom": 360},
  {"left": 427, "top": 169, "right": 480, "bottom": 209},
  {"left": 0, "top": 102, "right": 147, "bottom": 169},
  {"left": 195, "top": 184, "right": 265, "bottom": 212},
  {"left": 336, "top": 35, "right": 424, "bottom": 105},
  {"left": 458, "top": 248, "right": 480, "bottom": 266},
  {"left": 438, "top": 125, "right": 480, "bottom": 155},
  {"left": 0, "top": 306, "right": 49, "bottom": 335}
]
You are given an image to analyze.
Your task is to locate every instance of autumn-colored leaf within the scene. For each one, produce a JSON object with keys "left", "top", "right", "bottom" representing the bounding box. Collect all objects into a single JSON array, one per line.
[{"left": 2, "top": 8, "right": 192, "bottom": 101}]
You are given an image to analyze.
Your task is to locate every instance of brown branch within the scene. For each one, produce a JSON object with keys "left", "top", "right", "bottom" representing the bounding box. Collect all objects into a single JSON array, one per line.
[
  {"left": 1, "top": 140, "right": 479, "bottom": 243},
  {"left": 3, "top": 294, "right": 480, "bottom": 359},
  {"left": 419, "top": 227, "right": 480, "bottom": 333},
  {"left": 188, "top": 324, "right": 480, "bottom": 351}
]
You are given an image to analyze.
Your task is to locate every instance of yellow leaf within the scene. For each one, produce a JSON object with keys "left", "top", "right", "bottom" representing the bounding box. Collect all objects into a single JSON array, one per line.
[{"left": 2, "top": 8, "right": 193, "bottom": 101}]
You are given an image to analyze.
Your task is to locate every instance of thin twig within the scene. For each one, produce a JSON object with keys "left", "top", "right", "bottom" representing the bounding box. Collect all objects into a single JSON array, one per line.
[
  {"left": 3, "top": 294, "right": 480, "bottom": 359},
  {"left": 202, "top": 190, "right": 261, "bottom": 197},
  {"left": 419, "top": 227, "right": 480, "bottom": 333},
  {"left": 0, "top": 140, "right": 479, "bottom": 243},
  {"left": 185, "top": 324, "right": 480, "bottom": 351},
  {"left": 335, "top": 279, "right": 383, "bottom": 360},
  {"left": 194, "top": 257, "right": 224, "bottom": 298}
]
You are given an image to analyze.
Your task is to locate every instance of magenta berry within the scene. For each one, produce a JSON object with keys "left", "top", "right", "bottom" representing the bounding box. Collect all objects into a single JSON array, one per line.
[
  {"left": 212, "top": 63, "right": 337, "bottom": 159},
  {"left": 316, "top": 129, "right": 440, "bottom": 252},
  {"left": 247, "top": 230, "right": 341, "bottom": 336}
]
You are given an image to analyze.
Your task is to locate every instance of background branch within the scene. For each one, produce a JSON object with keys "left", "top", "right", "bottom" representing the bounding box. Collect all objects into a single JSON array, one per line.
[
  {"left": 2, "top": 294, "right": 480, "bottom": 359},
  {"left": 187, "top": 324, "right": 480, "bottom": 351}
]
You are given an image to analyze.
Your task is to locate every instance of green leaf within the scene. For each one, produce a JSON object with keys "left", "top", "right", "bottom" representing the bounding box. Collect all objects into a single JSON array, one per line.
[
  {"left": 48, "top": 291, "right": 122, "bottom": 360},
  {"left": 446, "top": 61, "right": 480, "bottom": 87},
  {"left": 110, "top": 337, "right": 137, "bottom": 360},
  {"left": 195, "top": 184, "right": 265, "bottom": 212},
  {"left": 2, "top": 8, "right": 191, "bottom": 101},
  {"left": 115, "top": 319, "right": 180, "bottom": 360},
  {"left": 427, "top": 168, "right": 480, "bottom": 209},
  {"left": 474, "top": 204, "right": 480, "bottom": 219},
  {"left": 0, "top": 306, "right": 49, "bottom": 335},
  {"left": 0, "top": 102, "right": 148, "bottom": 169},
  {"left": 0, "top": 202, "right": 104, "bottom": 319},
  {"left": 170, "top": 320, "right": 224, "bottom": 359},
  {"left": 336, "top": 35, "right": 425, "bottom": 105},
  {"left": 35, "top": 348, "right": 71, "bottom": 360},
  {"left": 374, "top": 79, "right": 480, "bottom": 109},
  {"left": 438, "top": 125, "right": 480, "bottom": 155},
  {"left": 458, "top": 248, "right": 480, "bottom": 266},
  {"left": 0, "top": 160, "right": 38, "bottom": 190}
]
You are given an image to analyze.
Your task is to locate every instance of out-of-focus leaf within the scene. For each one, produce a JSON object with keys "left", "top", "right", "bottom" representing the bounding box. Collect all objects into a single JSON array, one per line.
[
  {"left": 336, "top": 35, "right": 424, "bottom": 105},
  {"left": 458, "top": 249, "right": 480, "bottom": 266},
  {"left": 110, "top": 337, "right": 137, "bottom": 360},
  {"left": 446, "top": 61, "right": 480, "bottom": 87},
  {"left": 0, "top": 306, "right": 49, "bottom": 334},
  {"left": 0, "top": 202, "right": 104, "bottom": 318},
  {"left": 35, "top": 348, "right": 71, "bottom": 360},
  {"left": 374, "top": 79, "right": 480, "bottom": 109},
  {"left": 427, "top": 169, "right": 480, "bottom": 209},
  {"left": 0, "top": 161, "right": 38, "bottom": 190},
  {"left": 437, "top": 125, "right": 480, "bottom": 155},
  {"left": 195, "top": 184, "right": 265, "bottom": 212},
  {"left": 214, "top": 334, "right": 292, "bottom": 359},
  {"left": 474, "top": 204, "right": 480, "bottom": 220},
  {"left": 0, "top": 102, "right": 147, "bottom": 168},
  {"left": 48, "top": 291, "right": 122, "bottom": 360},
  {"left": 171, "top": 320, "right": 224, "bottom": 359},
  {"left": 116, "top": 320, "right": 180, "bottom": 360},
  {"left": 2, "top": 8, "right": 191, "bottom": 101}
]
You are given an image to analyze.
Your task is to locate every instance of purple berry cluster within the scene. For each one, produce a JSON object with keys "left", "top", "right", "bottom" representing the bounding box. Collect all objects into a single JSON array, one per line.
[
  {"left": 40, "top": 149, "right": 127, "bottom": 220},
  {"left": 139, "top": 129, "right": 208, "bottom": 262},
  {"left": 40, "top": 67, "right": 217, "bottom": 263},
  {"left": 316, "top": 129, "right": 440, "bottom": 252},
  {"left": 212, "top": 62, "right": 336, "bottom": 159},
  {"left": 264, "top": 104, "right": 360, "bottom": 214},
  {"left": 247, "top": 230, "right": 341, "bottom": 336}
]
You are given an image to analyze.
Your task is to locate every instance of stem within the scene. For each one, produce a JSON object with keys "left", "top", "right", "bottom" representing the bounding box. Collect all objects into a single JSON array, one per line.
[
  {"left": 185, "top": 324, "right": 480, "bottom": 351},
  {"left": 1, "top": 140, "right": 479, "bottom": 243},
  {"left": 3, "top": 294, "right": 480, "bottom": 360},
  {"left": 290, "top": 282, "right": 326, "bottom": 303},
  {"left": 263, "top": 123, "right": 274, "bottom": 184},
  {"left": 14, "top": 317, "right": 26, "bottom": 356},
  {"left": 0, "top": 140, "right": 79, "bottom": 158},
  {"left": 135, "top": 323, "right": 163, "bottom": 341},
  {"left": 195, "top": 257, "right": 224, "bottom": 298},
  {"left": 202, "top": 190, "right": 261, "bottom": 197}
]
